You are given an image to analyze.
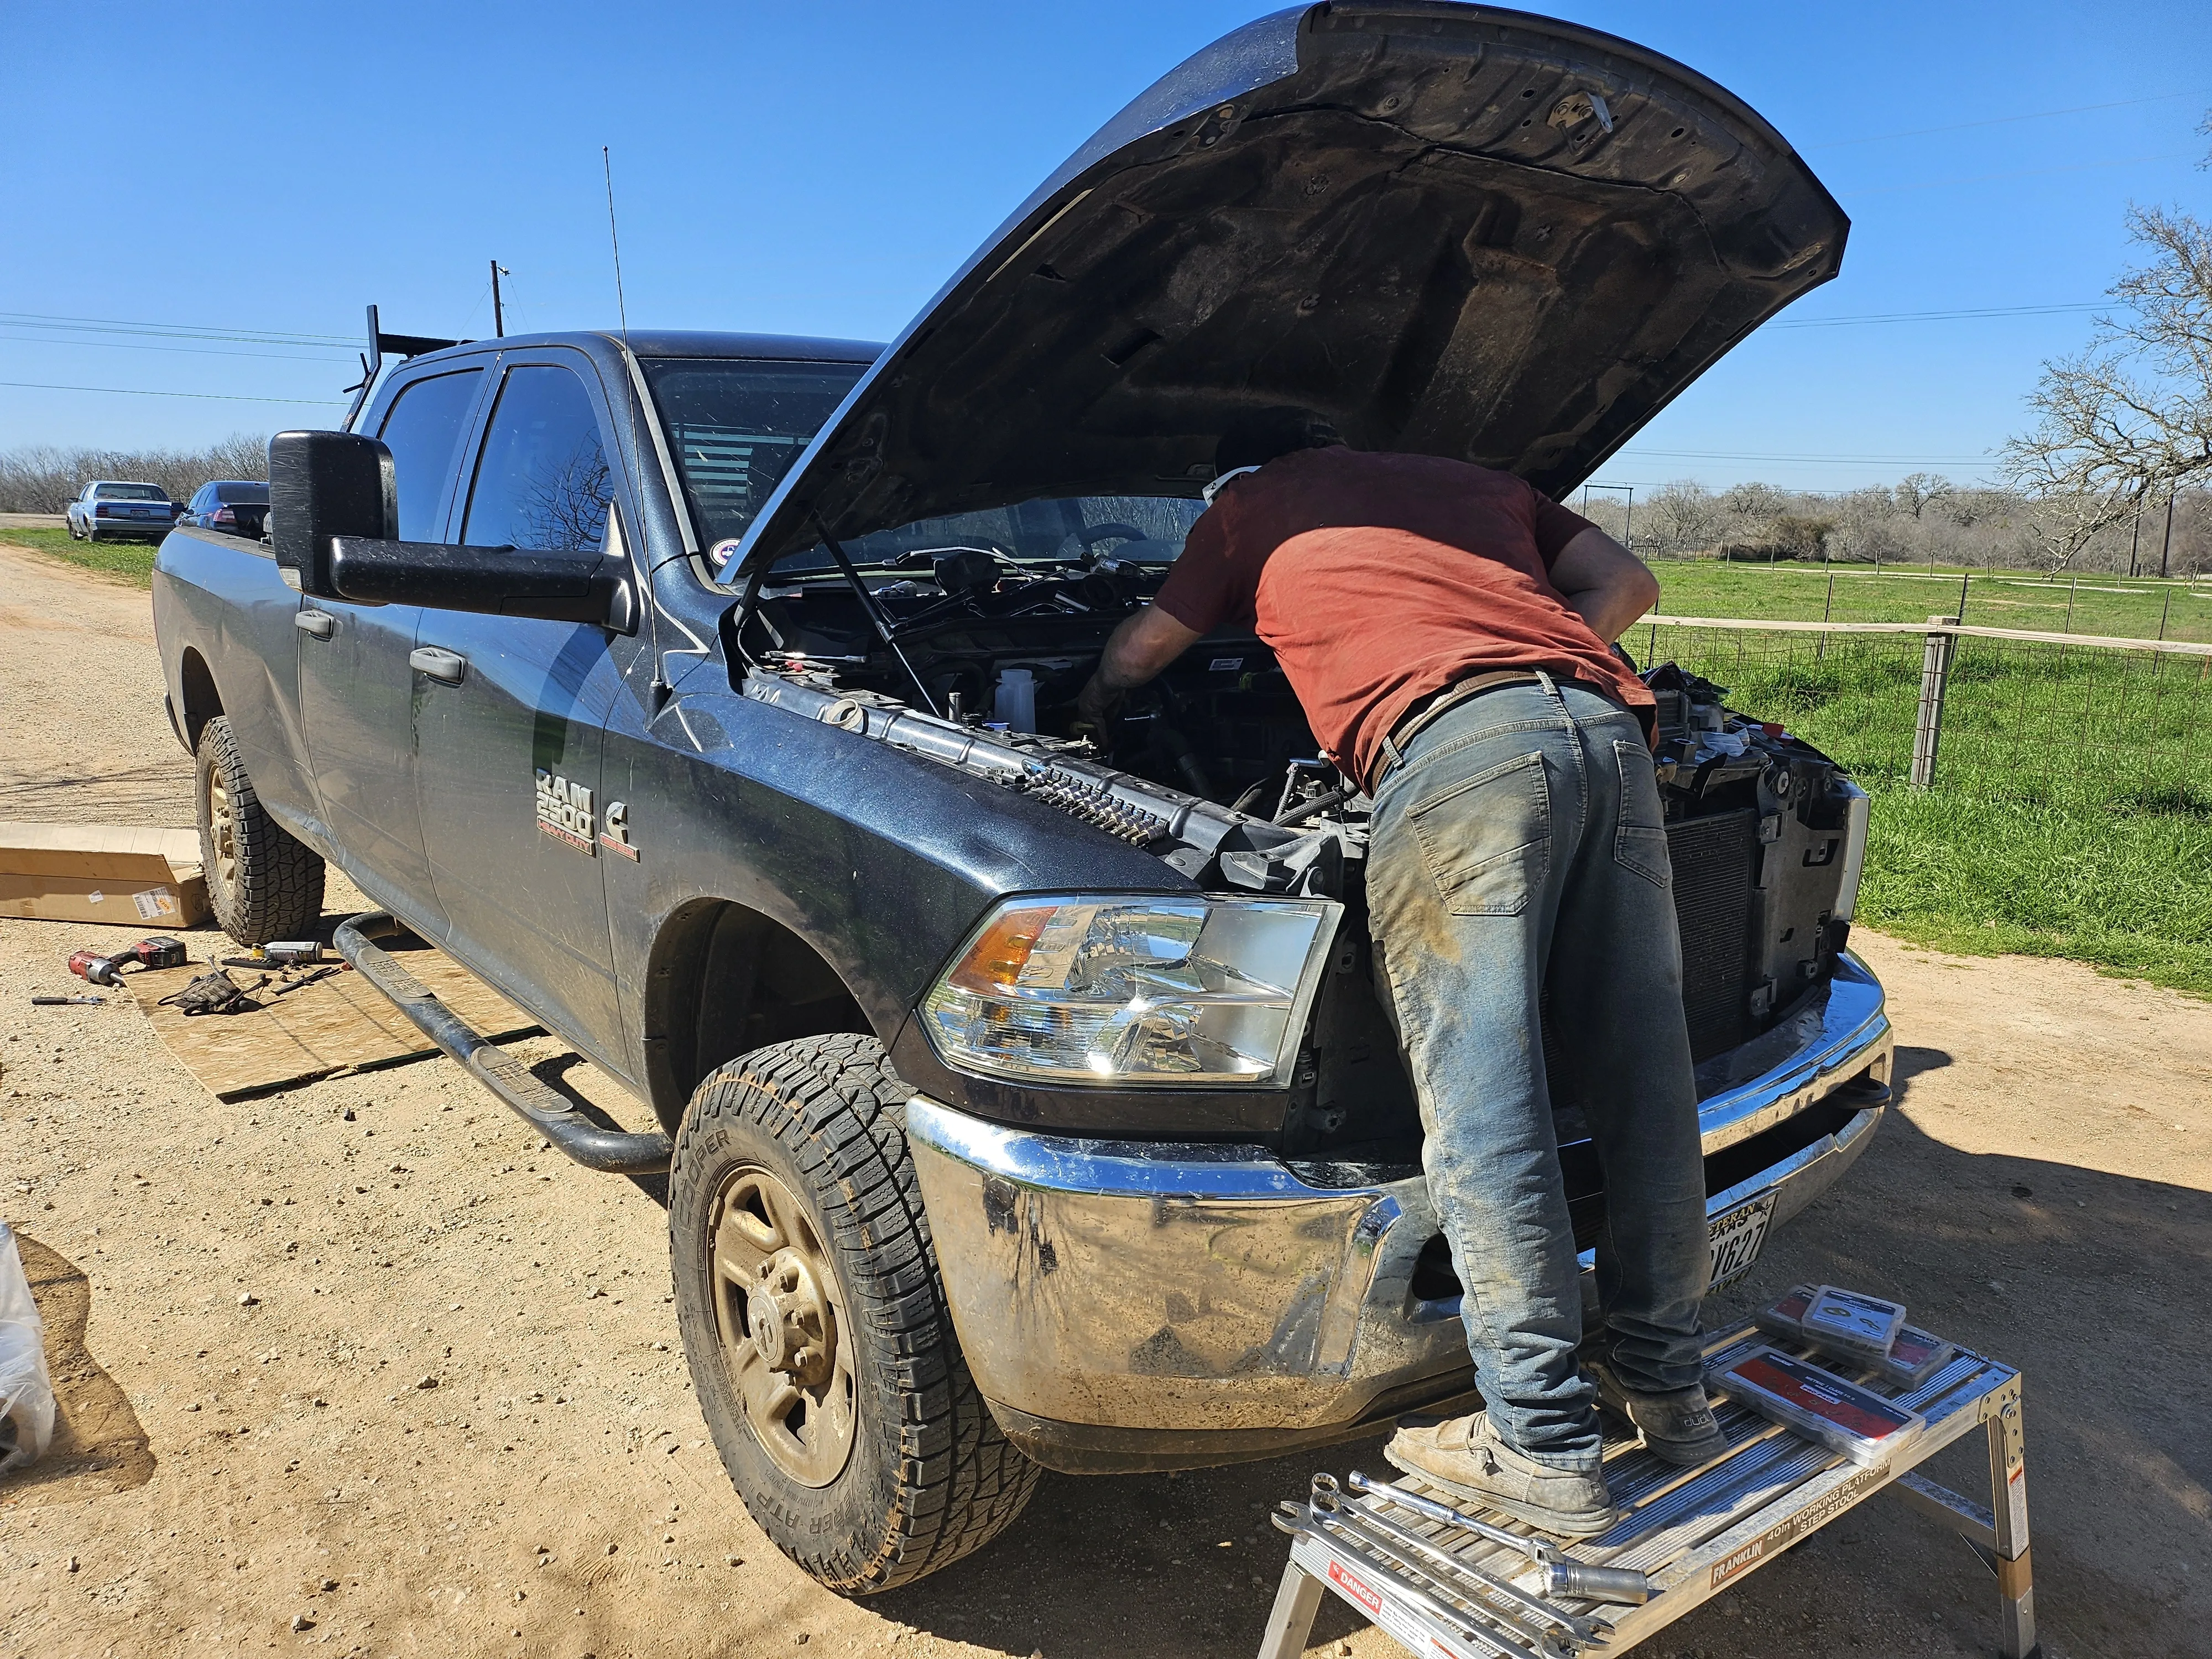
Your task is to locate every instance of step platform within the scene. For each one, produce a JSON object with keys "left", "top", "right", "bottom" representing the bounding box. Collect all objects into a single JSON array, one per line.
[{"left": 1258, "top": 1324, "right": 2033, "bottom": 1659}]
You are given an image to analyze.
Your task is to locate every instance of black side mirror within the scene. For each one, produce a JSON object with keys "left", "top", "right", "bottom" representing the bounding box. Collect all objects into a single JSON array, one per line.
[
  {"left": 328, "top": 539, "right": 634, "bottom": 629},
  {"left": 269, "top": 430, "right": 395, "bottom": 598}
]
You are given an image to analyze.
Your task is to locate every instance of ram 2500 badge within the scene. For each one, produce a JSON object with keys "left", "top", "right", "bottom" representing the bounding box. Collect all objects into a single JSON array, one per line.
[{"left": 153, "top": 4, "right": 1891, "bottom": 1593}]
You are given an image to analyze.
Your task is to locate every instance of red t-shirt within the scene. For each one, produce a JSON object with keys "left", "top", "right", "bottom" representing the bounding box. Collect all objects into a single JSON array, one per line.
[{"left": 1152, "top": 446, "right": 1654, "bottom": 793}]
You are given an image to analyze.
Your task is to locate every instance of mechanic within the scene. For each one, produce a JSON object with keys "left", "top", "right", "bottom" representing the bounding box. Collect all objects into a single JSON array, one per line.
[{"left": 1074, "top": 409, "right": 1727, "bottom": 1536}]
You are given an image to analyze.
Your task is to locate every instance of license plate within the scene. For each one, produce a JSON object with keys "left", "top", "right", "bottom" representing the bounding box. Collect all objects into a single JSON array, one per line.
[{"left": 1707, "top": 1193, "right": 1776, "bottom": 1291}]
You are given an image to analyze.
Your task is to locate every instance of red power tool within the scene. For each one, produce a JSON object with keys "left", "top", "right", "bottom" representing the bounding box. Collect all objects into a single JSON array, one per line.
[{"left": 68, "top": 936, "right": 187, "bottom": 987}]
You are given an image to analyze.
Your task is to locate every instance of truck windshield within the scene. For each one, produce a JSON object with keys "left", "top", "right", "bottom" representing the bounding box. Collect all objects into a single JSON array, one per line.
[
  {"left": 812, "top": 497, "right": 1207, "bottom": 573},
  {"left": 641, "top": 357, "right": 868, "bottom": 560}
]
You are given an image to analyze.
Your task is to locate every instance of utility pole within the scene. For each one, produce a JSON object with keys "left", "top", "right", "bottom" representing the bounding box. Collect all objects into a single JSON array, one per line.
[
  {"left": 2159, "top": 491, "right": 2175, "bottom": 579},
  {"left": 491, "top": 260, "right": 510, "bottom": 337},
  {"left": 1623, "top": 487, "right": 1635, "bottom": 558},
  {"left": 2128, "top": 505, "right": 2141, "bottom": 578}
]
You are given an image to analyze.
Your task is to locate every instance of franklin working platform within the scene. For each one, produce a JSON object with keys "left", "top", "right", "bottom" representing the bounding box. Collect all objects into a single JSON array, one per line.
[{"left": 1259, "top": 1325, "right": 2033, "bottom": 1658}]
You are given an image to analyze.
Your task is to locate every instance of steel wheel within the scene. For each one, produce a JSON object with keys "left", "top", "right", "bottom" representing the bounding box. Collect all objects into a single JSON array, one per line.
[
  {"left": 709, "top": 1164, "right": 857, "bottom": 1488},
  {"left": 206, "top": 771, "right": 240, "bottom": 900}
]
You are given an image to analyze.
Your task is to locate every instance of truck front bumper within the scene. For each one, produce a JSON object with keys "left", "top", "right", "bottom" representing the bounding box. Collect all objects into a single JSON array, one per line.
[{"left": 906, "top": 953, "right": 1894, "bottom": 1474}]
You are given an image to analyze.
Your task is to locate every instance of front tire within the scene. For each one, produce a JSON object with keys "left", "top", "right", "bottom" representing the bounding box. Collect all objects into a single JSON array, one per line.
[
  {"left": 195, "top": 715, "right": 325, "bottom": 945},
  {"left": 670, "top": 1034, "right": 1038, "bottom": 1593}
]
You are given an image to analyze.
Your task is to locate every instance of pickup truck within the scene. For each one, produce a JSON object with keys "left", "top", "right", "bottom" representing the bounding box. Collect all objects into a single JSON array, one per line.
[{"left": 153, "top": 4, "right": 1893, "bottom": 1595}]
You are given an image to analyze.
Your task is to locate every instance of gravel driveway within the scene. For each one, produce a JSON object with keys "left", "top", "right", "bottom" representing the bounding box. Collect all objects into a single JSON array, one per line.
[{"left": 2, "top": 539, "right": 2206, "bottom": 1659}]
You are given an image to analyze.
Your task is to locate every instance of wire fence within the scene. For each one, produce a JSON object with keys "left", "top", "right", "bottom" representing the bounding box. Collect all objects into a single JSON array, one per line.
[{"left": 1639, "top": 617, "right": 2212, "bottom": 813}]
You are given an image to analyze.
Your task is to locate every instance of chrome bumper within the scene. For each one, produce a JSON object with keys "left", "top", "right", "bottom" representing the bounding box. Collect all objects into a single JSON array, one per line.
[{"left": 906, "top": 953, "right": 1893, "bottom": 1473}]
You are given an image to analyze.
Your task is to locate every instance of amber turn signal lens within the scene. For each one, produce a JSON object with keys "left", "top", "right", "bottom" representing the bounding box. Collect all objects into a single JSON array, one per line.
[{"left": 944, "top": 904, "right": 1057, "bottom": 994}]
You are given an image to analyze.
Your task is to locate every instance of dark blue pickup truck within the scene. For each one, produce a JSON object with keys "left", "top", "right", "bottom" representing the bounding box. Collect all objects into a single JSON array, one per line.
[{"left": 153, "top": 5, "right": 1892, "bottom": 1594}]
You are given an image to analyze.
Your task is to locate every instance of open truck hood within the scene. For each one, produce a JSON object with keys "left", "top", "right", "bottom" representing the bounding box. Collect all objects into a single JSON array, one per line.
[{"left": 737, "top": 2, "right": 1846, "bottom": 571}]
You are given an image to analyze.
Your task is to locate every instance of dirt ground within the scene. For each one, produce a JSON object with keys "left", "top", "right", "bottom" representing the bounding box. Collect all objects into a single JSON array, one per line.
[{"left": 2, "top": 539, "right": 2208, "bottom": 1659}]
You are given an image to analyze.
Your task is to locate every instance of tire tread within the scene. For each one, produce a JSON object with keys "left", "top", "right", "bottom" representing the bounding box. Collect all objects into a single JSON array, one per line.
[
  {"left": 196, "top": 716, "right": 325, "bottom": 945},
  {"left": 670, "top": 1033, "right": 1039, "bottom": 1594}
]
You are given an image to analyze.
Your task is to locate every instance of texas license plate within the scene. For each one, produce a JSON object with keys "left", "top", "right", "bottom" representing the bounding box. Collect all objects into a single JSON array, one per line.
[{"left": 1707, "top": 1193, "right": 1776, "bottom": 1291}]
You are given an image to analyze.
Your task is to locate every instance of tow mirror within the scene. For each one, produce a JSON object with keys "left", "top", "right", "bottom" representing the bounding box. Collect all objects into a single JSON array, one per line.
[
  {"left": 269, "top": 430, "right": 395, "bottom": 599},
  {"left": 327, "top": 539, "right": 635, "bottom": 630}
]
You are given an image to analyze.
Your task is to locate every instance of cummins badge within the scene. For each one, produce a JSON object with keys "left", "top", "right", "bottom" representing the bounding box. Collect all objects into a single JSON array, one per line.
[
  {"left": 535, "top": 769, "right": 596, "bottom": 854},
  {"left": 599, "top": 800, "right": 639, "bottom": 861}
]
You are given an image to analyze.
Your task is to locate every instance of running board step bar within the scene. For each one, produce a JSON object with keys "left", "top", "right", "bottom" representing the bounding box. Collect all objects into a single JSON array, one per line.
[{"left": 334, "top": 911, "right": 674, "bottom": 1175}]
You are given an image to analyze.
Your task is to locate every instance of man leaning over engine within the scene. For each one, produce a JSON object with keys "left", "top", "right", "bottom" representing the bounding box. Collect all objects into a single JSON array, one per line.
[{"left": 1073, "top": 408, "right": 1723, "bottom": 1536}]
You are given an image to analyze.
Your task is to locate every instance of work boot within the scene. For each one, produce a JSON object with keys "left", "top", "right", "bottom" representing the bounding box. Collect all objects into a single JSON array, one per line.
[
  {"left": 1587, "top": 1358, "right": 1730, "bottom": 1467},
  {"left": 1383, "top": 1412, "right": 1616, "bottom": 1538}
]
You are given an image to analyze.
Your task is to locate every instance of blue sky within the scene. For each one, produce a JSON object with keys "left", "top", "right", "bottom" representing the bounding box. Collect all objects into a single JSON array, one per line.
[{"left": 3, "top": 1, "right": 2208, "bottom": 492}]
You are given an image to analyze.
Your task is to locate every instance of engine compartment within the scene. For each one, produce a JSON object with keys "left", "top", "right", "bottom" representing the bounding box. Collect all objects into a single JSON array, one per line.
[{"left": 731, "top": 539, "right": 1866, "bottom": 1157}]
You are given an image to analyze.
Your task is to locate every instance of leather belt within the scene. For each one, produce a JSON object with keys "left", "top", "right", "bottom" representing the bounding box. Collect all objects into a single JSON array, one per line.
[{"left": 1369, "top": 670, "right": 1545, "bottom": 795}]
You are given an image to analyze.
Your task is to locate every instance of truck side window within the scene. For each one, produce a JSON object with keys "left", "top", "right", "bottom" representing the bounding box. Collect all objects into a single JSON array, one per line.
[
  {"left": 377, "top": 369, "right": 484, "bottom": 542},
  {"left": 460, "top": 365, "right": 613, "bottom": 554}
]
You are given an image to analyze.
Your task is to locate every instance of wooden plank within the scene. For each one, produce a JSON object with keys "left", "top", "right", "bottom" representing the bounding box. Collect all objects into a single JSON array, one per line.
[{"left": 123, "top": 943, "right": 540, "bottom": 1100}]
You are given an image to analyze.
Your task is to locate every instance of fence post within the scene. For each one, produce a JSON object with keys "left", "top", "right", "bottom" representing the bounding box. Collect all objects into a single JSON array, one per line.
[{"left": 1910, "top": 614, "right": 1959, "bottom": 789}]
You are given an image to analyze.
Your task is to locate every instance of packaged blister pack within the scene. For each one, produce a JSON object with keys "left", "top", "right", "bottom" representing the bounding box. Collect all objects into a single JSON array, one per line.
[
  {"left": 1757, "top": 1285, "right": 1957, "bottom": 1386},
  {"left": 1709, "top": 1346, "right": 1924, "bottom": 1466},
  {"left": 1802, "top": 1285, "right": 1908, "bottom": 1363}
]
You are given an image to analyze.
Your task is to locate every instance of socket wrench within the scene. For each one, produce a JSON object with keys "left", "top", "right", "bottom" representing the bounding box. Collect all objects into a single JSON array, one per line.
[{"left": 1347, "top": 1471, "right": 1655, "bottom": 1606}]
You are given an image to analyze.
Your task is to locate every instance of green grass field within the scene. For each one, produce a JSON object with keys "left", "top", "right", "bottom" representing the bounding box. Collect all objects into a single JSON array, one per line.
[
  {"left": 2, "top": 525, "right": 160, "bottom": 587},
  {"left": 1651, "top": 623, "right": 2212, "bottom": 997},
  {"left": 1644, "top": 557, "right": 2211, "bottom": 645}
]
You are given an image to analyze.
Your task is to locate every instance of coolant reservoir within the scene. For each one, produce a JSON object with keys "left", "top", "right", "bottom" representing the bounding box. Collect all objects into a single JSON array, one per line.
[{"left": 995, "top": 668, "right": 1037, "bottom": 733}]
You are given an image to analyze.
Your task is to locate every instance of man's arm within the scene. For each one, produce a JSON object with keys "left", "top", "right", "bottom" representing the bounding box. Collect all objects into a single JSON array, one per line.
[
  {"left": 1074, "top": 604, "right": 1204, "bottom": 732},
  {"left": 1550, "top": 525, "right": 1660, "bottom": 644}
]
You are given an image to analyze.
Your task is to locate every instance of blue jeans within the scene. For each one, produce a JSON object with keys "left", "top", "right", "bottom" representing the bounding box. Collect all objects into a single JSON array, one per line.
[{"left": 1367, "top": 676, "right": 1709, "bottom": 1470}]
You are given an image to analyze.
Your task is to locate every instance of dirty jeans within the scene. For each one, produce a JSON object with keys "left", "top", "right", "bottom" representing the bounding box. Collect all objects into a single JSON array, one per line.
[{"left": 1366, "top": 675, "right": 1709, "bottom": 1470}]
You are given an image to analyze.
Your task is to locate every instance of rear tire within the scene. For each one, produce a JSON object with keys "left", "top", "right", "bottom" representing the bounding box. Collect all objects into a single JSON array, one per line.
[
  {"left": 195, "top": 715, "right": 325, "bottom": 945},
  {"left": 670, "top": 1033, "right": 1039, "bottom": 1593}
]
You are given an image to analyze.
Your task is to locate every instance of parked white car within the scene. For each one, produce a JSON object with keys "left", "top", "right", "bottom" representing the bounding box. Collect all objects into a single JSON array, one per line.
[{"left": 66, "top": 480, "right": 178, "bottom": 543}]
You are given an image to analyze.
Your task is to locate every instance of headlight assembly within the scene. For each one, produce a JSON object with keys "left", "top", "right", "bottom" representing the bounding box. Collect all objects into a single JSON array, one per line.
[{"left": 920, "top": 894, "right": 1340, "bottom": 1087}]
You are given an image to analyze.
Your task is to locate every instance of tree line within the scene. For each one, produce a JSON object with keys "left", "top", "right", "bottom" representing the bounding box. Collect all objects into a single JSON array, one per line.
[
  {"left": 0, "top": 434, "right": 268, "bottom": 514},
  {"left": 1580, "top": 476, "right": 2208, "bottom": 577}
]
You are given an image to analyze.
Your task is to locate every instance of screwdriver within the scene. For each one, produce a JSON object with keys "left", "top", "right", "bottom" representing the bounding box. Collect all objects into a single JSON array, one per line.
[{"left": 32, "top": 995, "right": 106, "bottom": 1006}]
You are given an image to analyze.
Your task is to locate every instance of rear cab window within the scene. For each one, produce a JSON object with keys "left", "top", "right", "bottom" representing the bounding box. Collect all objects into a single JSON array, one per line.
[{"left": 375, "top": 368, "right": 486, "bottom": 541}]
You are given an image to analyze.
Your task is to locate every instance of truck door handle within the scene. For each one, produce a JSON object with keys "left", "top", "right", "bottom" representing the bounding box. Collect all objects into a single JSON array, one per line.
[
  {"left": 294, "top": 609, "right": 336, "bottom": 640},
  {"left": 409, "top": 646, "right": 467, "bottom": 686}
]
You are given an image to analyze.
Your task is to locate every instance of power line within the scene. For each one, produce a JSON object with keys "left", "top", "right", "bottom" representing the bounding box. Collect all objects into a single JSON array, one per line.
[
  {"left": 0, "top": 380, "right": 345, "bottom": 405},
  {"left": 1768, "top": 301, "right": 2107, "bottom": 329},
  {"left": 0, "top": 311, "right": 355, "bottom": 349},
  {"left": 0, "top": 332, "right": 359, "bottom": 364},
  {"left": 1848, "top": 150, "right": 2197, "bottom": 196},
  {"left": 1626, "top": 448, "right": 1994, "bottom": 464},
  {"left": 1806, "top": 87, "right": 2212, "bottom": 150}
]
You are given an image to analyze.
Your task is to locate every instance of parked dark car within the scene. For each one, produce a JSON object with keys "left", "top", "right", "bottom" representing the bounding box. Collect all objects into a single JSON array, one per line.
[
  {"left": 66, "top": 480, "right": 178, "bottom": 542},
  {"left": 152, "top": 4, "right": 1889, "bottom": 1597},
  {"left": 179, "top": 481, "right": 269, "bottom": 538}
]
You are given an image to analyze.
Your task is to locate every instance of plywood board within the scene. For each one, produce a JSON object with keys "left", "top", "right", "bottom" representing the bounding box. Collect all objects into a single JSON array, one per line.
[{"left": 123, "top": 943, "right": 540, "bottom": 1100}]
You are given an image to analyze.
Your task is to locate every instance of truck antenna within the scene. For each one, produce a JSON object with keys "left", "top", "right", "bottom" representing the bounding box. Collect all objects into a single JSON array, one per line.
[
  {"left": 603, "top": 147, "right": 633, "bottom": 347},
  {"left": 603, "top": 144, "right": 671, "bottom": 711}
]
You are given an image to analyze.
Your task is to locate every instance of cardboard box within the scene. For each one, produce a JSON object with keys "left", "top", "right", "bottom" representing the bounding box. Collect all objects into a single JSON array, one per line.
[{"left": 0, "top": 821, "right": 209, "bottom": 927}]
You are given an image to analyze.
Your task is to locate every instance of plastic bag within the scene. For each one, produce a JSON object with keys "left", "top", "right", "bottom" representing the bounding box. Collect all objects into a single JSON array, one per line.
[{"left": 0, "top": 1222, "right": 56, "bottom": 1472}]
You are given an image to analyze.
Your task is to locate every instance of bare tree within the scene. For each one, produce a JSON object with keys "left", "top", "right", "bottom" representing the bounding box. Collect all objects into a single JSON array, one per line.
[
  {"left": 1894, "top": 472, "right": 1953, "bottom": 520},
  {"left": 1640, "top": 481, "right": 1724, "bottom": 556},
  {"left": 2001, "top": 204, "right": 2212, "bottom": 572},
  {"left": 0, "top": 434, "right": 271, "bottom": 513}
]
